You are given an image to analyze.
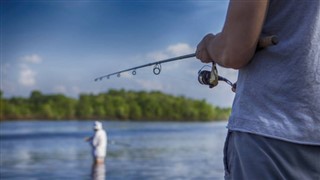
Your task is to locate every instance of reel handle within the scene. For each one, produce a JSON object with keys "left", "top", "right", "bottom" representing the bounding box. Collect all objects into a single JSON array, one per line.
[{"left": 257, "top": 35, "right": 279, "bottom": 49}]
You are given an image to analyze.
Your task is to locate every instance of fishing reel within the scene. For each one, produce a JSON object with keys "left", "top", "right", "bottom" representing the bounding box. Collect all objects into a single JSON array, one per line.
[
  {"left": 198, "top": 63, "right": 219, "bottom": 88},
  {"left": 198, "top": 62, "right": 236, "bottom": 90}
]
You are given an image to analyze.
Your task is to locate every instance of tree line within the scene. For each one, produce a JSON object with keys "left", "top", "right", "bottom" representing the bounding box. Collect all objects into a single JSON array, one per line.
[{"left": 0, "top": 90, "right": 231, "bottom": 121}]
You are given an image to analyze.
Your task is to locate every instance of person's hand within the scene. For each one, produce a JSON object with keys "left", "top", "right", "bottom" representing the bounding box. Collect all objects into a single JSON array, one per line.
[
  {"left": 84, "top": 137, "right": 90, "bottom": 142},
  {"left": 196, "top": 33, "right": 215, "bottom": 63}
]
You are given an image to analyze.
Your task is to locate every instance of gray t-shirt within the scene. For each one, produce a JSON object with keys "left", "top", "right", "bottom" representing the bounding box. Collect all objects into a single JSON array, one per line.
[{"left": 228, "top": 0, "right": 320, "bottom": 145}]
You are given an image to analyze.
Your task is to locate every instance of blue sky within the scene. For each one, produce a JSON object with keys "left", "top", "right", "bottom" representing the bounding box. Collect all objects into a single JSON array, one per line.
[{"left": 1, "top": 0, "right": 238, "bottom": 107}]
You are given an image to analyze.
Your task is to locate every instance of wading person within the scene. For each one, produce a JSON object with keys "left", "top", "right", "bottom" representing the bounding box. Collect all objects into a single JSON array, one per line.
[
  {"left": 196, "top": 0, "right": 320, "bottom": 179},
  {"left": 85, "top": 121, "right": 108, "bottom": 164}
]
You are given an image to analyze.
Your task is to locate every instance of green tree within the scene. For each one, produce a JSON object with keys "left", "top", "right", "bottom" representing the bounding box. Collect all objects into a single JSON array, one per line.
[
  {"left": 0, "top": 89, "right": 231, "bottom": 121},
  {"left": 76, "top": 94, "right": 94, "bottom": 119}
]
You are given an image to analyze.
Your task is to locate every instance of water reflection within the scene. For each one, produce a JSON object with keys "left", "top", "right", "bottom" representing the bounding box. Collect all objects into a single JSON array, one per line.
[
  {"left": 0, "top": 121, "right": 227, "bottom": 180},
  {"left": 91, "top": 162, "right": 106, "bottom": 180}
]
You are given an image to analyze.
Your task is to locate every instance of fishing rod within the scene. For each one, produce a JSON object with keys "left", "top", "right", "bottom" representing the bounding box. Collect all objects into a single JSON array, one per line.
[
  {"left": 94, "top": 53, "right": 196, "bottom": 81},
  {"left": 95, "top": 35, "right": 278, "bottom": 89}
]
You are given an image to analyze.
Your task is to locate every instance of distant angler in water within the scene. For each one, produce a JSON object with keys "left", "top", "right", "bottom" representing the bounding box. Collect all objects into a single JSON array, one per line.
[{"left": 85, "top": 121, "right": 108, "bottom": 164}]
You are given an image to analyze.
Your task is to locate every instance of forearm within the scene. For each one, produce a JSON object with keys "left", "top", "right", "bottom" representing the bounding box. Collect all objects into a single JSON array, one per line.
[
  {"left": 201, "top": 0, "right": 269, "bottom": 69},
  {"left": 84, "top": 136, "right": 93, "bottom": 142}
]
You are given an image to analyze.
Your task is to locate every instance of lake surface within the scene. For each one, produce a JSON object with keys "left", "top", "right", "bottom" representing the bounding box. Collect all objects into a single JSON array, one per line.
[{"left": 0, "top": 120, "right": 228, "bottom": 180}]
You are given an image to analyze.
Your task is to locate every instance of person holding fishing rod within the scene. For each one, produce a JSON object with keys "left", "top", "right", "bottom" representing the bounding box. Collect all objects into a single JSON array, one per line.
[
  {"left": 196, "top": 0, "right": 320, "bottom": 180},
  {"left": 85, "top": 121, "right": 108, "bottom": 164}
]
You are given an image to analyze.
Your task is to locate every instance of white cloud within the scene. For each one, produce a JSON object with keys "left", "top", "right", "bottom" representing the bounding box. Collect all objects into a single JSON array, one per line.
[
  {"left": 120, "top": 72, "right": 134, "bottom": 79},
  {"left": 52, "top": 85, "right": 82, "bottom": 97},
  {"left": 16, "top": 53, "right": 43, "bottom": 88},
  {"left": 53, "top": 85, "right": 67, "bottom": 94},
  {"left": 166, "top": 43, "right": 194, "bottom": 56},
  {"left": 146, "top": 51, "right": 169, "bottom": 61},
  {"left": 19, "top": 65, "right": 36, "bottom": 87},
  {"left": 71, "top": 86, "right": 81, "bottom": 95},
  {"left": 21, "top": 54, "right": 42, "bottom": 64},
  {"left": 147, "top": 43, "right": 194, "bottom": 61}
]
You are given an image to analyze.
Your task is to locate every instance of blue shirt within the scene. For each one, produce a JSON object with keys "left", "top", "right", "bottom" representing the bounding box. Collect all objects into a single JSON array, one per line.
[{"left": 228, "top": 0, "right": 320, "bottom": 145}]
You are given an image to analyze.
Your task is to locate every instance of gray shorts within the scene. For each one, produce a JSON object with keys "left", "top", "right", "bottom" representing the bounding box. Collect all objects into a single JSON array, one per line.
[{"left": 223, "top": 131, "right": 320, "bottom": 180}]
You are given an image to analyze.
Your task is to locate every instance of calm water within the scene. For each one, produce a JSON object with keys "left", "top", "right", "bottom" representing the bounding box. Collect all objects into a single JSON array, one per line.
[{"left": 0, "top": 120, "right": 228, "bottom": 180}]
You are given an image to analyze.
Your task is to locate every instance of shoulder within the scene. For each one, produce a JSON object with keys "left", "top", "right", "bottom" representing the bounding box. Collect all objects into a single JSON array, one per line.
[{"left": 97, "top": 130, "right": 107, "bottom": 136}]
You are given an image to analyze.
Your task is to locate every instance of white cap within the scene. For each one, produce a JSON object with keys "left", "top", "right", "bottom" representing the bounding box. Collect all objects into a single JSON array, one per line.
[{"left": 93, "top": 121, "right": 103, "bottom": 130}]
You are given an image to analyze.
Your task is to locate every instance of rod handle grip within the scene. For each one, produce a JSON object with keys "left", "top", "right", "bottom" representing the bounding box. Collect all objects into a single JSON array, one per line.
[{"left": 257, "top": 35, "right": 279, "bottom": 49}]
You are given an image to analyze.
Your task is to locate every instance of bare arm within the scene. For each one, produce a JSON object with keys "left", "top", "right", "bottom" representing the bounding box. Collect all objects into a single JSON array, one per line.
[
  {"left": 196, "top": 0, "right": 269, "bottom": 69},
  {"left": 84, "top": 136, "right": 93, "bottom": 142}
]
